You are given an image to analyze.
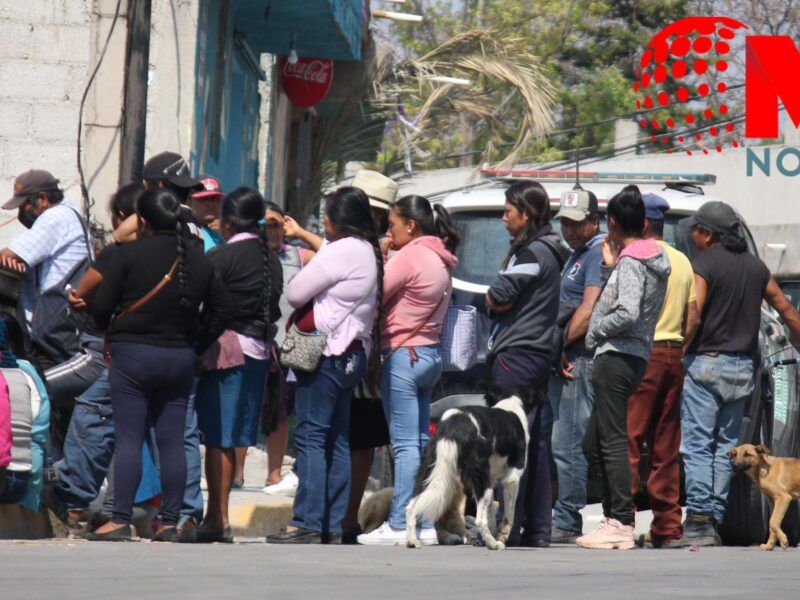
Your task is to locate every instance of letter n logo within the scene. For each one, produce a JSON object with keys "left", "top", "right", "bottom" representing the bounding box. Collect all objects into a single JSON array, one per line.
[{"left": 746, "top": 37, "right": 800, "bottom": 138}]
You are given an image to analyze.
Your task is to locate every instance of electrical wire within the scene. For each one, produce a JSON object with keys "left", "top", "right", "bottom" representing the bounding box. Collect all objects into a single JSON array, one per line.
[{"left": 76, "top": 0, "right": 125, "bottom": 223}]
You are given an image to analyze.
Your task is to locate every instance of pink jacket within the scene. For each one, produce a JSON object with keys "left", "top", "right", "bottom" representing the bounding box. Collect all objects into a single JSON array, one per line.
[
  {"left": 286, "top": 236, "right": 379, "bottom": 356},
  {"left": 0, "top": 372, "right": 11, "bottom": 469},
  {"left": 382, "top": 236, "right": 458, "bottom": 349}
]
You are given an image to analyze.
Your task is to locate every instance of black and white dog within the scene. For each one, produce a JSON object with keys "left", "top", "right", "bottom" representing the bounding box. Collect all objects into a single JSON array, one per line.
[{"left": 405, "top": 387, "right": 534, "bottom": 550}]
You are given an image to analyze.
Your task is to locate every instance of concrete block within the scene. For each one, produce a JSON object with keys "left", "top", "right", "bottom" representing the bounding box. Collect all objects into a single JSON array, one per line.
[
  {"left": 64, "top": 64, "right": 89, "bottom": 103},
  {"left": 2, "top": 141, "right": 76, "bottom": 183},
  {"left": 0, "top": 100, "right": 31, "bottom": 139},
  {"left": 31, "top": 102, "right": 79, "bottom": 141},
  {"left": 32, "top": 24, "right": 92, "bottom": 65},
  {"left": 230, "top": 500, "right": 293, "bottom": 537},
  {"left": 0, "top": 21, "right": 33, "bottom": 60},
  {"left": 0, "top": 59, "right": 70, "bottom": 101},
  {"left": 0, "top": 1, "right": 63, "bottom": 24},
  {"left": 63, "top": 0, "right": 92, "bottom": 25}
]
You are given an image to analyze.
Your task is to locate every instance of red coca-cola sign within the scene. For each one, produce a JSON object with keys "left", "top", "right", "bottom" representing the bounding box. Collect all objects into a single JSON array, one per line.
[{"left": 281, "top": 57, "right": 334, "bottom": 108}]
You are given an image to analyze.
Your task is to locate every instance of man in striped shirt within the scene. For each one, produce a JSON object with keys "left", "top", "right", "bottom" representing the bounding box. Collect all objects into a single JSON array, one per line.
[{"left": 0, "top": 170, "right": 90, "bottom": 329}]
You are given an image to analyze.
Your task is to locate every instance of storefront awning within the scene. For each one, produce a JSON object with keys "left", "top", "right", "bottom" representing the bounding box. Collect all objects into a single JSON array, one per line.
[{"left": 233, "top": 0, "right": 365, "bottom": 61}]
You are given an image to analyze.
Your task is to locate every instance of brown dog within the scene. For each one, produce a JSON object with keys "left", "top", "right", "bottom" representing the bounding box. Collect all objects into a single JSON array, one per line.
[{"left": 728, "top": 444, "right": 800, "bottom": 550}]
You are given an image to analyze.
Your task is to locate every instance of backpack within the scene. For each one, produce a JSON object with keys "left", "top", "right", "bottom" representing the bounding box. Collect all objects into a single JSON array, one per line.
[{"left": 29, "top": 208, "right": 92, "bottom": 369}]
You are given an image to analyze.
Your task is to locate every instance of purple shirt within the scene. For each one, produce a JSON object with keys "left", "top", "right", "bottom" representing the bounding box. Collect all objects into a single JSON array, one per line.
[{"left": 286, "top": 236, "right": 378, "bottom": 356}]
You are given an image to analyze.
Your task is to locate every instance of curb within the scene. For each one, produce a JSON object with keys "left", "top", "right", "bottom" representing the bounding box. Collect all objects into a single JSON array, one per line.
[
  {"left": 230, "top": 500, "right": 293, "bottom": 537},
  {"left": 0, "top": 504, "right": 54, "bottom": 539}
]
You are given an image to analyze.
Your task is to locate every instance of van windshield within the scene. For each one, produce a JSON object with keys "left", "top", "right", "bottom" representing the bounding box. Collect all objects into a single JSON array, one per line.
[{"left": 449, "top": 211, "right": 696, "bottom": 286}]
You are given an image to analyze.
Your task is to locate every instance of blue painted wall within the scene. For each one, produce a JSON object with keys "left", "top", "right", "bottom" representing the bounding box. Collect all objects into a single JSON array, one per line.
[{"left": 191, "top": 0, "right": 261, "bottom": 193}]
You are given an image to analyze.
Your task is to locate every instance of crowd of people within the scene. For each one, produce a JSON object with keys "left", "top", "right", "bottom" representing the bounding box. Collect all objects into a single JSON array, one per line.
[{"left": 0, "top": 151, "right": 798, "bottom": 551}]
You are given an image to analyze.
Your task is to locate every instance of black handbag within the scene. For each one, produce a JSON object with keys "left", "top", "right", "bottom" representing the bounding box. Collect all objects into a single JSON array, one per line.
[{"left": 29, "top": 207, "right": 93, "bottom": 366}]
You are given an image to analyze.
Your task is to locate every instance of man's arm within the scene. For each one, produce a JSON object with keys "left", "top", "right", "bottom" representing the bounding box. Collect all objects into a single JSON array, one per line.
[
  {"left": 565, "top": 285, "right": 602, "bottom": 346},
  {"left": 682, "top": 300, "right": 701, "bottom": 355},
  {"left": 764, "top": 276, "right": 800, "bottom": 343}
]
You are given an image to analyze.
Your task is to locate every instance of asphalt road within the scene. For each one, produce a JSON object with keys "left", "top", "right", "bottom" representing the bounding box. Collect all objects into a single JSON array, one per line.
[{"left": 2, "top": 538, "right": 798, "bottom": 599}]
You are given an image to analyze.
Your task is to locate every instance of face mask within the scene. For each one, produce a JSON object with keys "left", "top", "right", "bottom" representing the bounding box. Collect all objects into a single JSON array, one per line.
[{"left": 18, "top": 210, "right": 38, "bottom": 229}]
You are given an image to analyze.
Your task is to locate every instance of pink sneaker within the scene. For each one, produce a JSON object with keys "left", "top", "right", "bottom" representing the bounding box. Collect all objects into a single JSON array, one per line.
[{"left": 575, "top": 517, "right": 635, "bottom": 550}]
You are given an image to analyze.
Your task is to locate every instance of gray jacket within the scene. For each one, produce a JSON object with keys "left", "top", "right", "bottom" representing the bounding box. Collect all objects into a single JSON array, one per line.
[
  {"left": 487, "top": 226, "right": 567, "bottom": 360},
  {"left": 586, "top": 238, "right": 670, "bottom": 361}
]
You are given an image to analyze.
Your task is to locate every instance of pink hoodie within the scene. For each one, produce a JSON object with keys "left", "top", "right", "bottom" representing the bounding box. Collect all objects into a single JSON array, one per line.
[
  {"left": 0, "top": 373, "right": 11, "bottom": 469},
  {"left": 382, "top": 236, "right": 459, "bottom": 349}
]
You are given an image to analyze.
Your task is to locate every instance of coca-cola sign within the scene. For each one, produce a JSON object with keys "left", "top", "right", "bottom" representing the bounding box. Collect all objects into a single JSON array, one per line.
[{"left": 281, "top": 57, "right": 334, "bottom": 108}]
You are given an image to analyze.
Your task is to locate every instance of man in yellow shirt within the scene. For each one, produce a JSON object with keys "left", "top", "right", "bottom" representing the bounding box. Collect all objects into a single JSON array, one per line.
[{"left": 628, "top": 194, "right": 700, "bottom": 548}]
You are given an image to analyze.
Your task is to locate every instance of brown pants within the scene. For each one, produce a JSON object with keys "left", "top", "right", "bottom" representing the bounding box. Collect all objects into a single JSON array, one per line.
[{"left": 627, "top": 346, "right": 684, "bottom": 541}]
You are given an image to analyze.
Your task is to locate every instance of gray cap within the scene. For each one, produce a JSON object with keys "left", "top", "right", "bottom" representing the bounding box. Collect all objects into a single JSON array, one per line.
[
  {"left": 555, "top": 189, "right": 598, "bottom": 222},
  {"left": 680, "top": 201, "right": 740, "bottom": 233}
]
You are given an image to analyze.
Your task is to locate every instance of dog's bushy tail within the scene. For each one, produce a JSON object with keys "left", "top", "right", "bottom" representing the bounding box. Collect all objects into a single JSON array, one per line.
[{"left": 410, "top": 439, "right": 460, "bottom": 524}]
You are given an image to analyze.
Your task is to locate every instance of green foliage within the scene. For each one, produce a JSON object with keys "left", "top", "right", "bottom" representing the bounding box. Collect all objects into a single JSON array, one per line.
[{"left": 381, "top": 0, "right": 691, "bottom": 169}]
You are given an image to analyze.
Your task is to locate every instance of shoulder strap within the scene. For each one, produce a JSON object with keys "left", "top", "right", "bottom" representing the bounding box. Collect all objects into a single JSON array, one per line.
[
  {"left": 116, "top": 260, "right": 179, "bottom": 321},
  {"left": 389, "top": 289, "right": 449, "bottom": 353},
  {"left": 327, "top": 281, "right": 377, "bottom": 335},
  {"left": 66, "top": 205, "right": 93, "bottom": 260},
  {"left": 535, "top": 237, "right": 568, "bottom": 271}
]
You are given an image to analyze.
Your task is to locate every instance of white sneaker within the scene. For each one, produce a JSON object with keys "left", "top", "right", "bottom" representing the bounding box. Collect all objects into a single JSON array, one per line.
[
  {"left": 357, "top": 521, "right": 438, "bottom": 546},
  {"left": 262, "top": 471, "right": 299, "bottom": 497},
  {"left": 575, "top": 517, "right": 635, "bottom": 550}
]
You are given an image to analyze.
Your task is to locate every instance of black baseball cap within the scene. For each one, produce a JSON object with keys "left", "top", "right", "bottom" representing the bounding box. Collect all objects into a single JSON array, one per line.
[
  {"left": 679, "top": 201, "right": 740, "bottom": 234},
  {"left": 142, "top": 152, "right": 201, "bottom": 189},
  {"left": 3, "top": 170, "right": 60, "bottom": 210}
]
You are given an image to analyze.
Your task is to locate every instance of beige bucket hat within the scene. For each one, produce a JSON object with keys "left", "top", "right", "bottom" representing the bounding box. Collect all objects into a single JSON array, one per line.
[{"left": 352, "top": 170, "right": 398, "bottom": 211}]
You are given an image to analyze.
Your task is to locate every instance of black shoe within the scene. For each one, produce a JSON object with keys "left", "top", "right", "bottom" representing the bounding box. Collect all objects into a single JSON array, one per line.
[
  {"left": 196, "top": 524, "right": 234, "bottom": 544},
  {"left": 341, "top": 525, "right": 362, "bottom": 545},
  {"left": 521, "top": 538, "right": 550, "bottom": 548},
  {"left": 266, "top": 527, "right": 322, "bottom": 544},
  {"left": 673, "top": 513, "right": 718, "bottom": 547},
  {"left": 177, "top": 518, "right": 198, "bottom": 543},
  {"left": 551, "top": 526, "right": 581, "bottom": 544},
  {"left": 322, "top": 532, "right": 341, "bottom": 545},
  {"left": 82, "top": 523, "right": 132, "bottom": 542},
  {"left": 152, "top": 526, "right": 178, "bottom": 542}
]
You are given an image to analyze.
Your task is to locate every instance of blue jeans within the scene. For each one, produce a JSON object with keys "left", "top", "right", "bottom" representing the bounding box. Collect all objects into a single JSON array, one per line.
[
  {"left": 381, "top": 345, "right": 443, "bottom": 528},
  {"left": 181, "top": 388, "right": 204, "bottom": 523},
  {"left": 550, "top": 353, "right": 594, "bottom": 533},
  {"left": 53, "top": 371, "right": 114, "bottom": 511},
  {"left": 290, "top": 350, "right": 366, "bottom": 534},
  {"left": 680, "top": 353, "right": 754, "bottom": 523}
]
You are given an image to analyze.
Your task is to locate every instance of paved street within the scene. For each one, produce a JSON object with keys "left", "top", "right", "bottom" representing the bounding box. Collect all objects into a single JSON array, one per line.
[{"left": 2, "top": 538, "right": 798, "bottom": 599}]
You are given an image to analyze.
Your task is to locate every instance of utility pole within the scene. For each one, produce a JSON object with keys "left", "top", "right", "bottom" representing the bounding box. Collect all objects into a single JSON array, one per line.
[{"left": 119, "top": 0, "right": 153, "bottom": 185}]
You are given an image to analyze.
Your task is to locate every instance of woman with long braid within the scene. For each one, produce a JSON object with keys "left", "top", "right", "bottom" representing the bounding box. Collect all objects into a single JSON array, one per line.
[
  {"left": 195, "top": 188, "right": 282, "bottom": 543},
  {"left": 89, "top": 188, "right": 230, "bottom": 542},
  {"left": 267, "top": 186, "right": 381, "bottom": 544}
]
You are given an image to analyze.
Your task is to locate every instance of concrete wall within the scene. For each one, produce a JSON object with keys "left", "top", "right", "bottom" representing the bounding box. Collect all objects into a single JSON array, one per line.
[
  {"left": 0, "top": 0, "right": 202, "bottom": 241},
  {"left": 0, "top": 0, "right": 94, "bottom": 245},
  {"left": 145, "top": 0, "right": 200, "bottom": 162}
]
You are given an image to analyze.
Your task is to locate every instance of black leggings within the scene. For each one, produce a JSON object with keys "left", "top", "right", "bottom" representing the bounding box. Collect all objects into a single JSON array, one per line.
[
  {"left": 108, "top": 342, "right": 195, "bottom": 526},
  {"left": 582, "top": 351, "right": 647, "bottom": 526}
]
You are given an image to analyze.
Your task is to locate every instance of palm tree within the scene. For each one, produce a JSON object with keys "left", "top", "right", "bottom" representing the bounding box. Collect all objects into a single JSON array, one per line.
[{"left": 298, "top": 28, "right": 556, "bottom": 218}]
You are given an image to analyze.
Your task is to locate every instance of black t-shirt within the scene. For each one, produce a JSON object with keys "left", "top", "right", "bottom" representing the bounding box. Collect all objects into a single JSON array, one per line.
[
  {"left": 82, "top": 244, "right": 118, "bottom": 336},
  {"left": 91, "top": 234, "right": 231, "bottom": 350},
  {"left": 689, "top": 245, "right": 770, "bottom": 355}
]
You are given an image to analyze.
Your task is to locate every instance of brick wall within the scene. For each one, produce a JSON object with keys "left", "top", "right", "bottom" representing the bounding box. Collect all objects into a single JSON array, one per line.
[{"left": 0, "top": 0, "right": 92, "bottom": 245}]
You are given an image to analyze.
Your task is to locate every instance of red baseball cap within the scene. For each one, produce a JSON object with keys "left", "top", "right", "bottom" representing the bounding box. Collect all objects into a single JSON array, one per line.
[{"left": 190, "top": 175, "right": 224, "bottom": 199}]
